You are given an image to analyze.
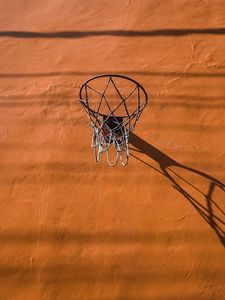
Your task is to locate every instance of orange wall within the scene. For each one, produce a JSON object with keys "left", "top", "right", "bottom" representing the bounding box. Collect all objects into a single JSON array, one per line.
[{"left": 0, "top": 1, "right": 224, "bottom": 299}]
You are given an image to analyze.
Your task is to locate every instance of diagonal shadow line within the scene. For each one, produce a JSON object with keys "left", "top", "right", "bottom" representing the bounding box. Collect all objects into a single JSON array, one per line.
[
  {"left": 129, "top": 132, "right": 225, "bottom": 246},
  {"left": 0, "top": 263, "right": 223, "bottom": 283},
  {"left": 0, "top": 99, "right": 224, "bottom": 109},
  {"left": 1, "top": 70, "right": 225, "bottom": 78},
  {"left": 0, "top": 93, "right": 225, "bottom": 103},
  {"left": 1, "top": 28, "right": 225, "bottom": 38},
  {"left": 0, "top": 229, "right": 214, "bottom": 243}
]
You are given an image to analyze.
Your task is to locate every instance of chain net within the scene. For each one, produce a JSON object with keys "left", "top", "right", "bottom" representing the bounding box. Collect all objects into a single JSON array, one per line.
[{"left": 79, "top": 74, "right": 148, "bottom": 166}]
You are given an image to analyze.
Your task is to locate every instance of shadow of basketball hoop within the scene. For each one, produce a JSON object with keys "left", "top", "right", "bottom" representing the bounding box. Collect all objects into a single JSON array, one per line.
[{"left": 129, "top": 132, "right": 225, "bottom": 246}]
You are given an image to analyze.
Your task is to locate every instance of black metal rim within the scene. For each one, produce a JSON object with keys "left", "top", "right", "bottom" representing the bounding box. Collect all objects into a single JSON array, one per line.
[{"left": 79, "top": 74, "right": 148, "bottom": 118}]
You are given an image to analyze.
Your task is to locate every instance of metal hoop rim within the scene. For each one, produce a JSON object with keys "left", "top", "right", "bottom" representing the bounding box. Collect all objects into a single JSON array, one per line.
[{"left": 79, "top": 74, "right": 148, "bottom": 118}]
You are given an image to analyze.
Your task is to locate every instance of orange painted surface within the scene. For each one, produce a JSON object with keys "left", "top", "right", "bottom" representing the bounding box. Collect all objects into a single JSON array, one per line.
[{"left": 0, "top": 1, "right": 224, "bottom": 299}]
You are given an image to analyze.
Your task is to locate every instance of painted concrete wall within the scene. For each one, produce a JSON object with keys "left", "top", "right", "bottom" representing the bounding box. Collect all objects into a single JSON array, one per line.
[{"left": 0, "top": 1, "right": 224, "bottom": 299}]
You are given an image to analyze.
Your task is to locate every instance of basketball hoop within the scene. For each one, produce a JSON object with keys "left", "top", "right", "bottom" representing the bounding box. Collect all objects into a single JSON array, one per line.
[{"left": 79, "top": 74, "right": 148, "bottom": 166}]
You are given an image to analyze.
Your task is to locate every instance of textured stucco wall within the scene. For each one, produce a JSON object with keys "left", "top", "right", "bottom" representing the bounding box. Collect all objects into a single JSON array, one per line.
[{"left": 0, "top": 1, "right": 224, "bottom": 299}]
